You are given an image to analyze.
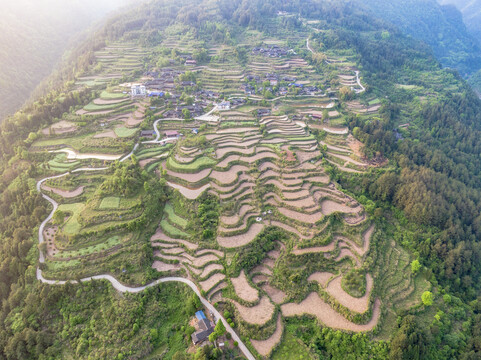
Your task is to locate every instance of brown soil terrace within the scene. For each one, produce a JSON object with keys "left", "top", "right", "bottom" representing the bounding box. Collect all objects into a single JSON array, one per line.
[
  {"left": 231, "top": 270, "right": 259, "bottom": 303},
  {"left": 281, "top": 294, "right": 381, "bottom": 331},
  {"left": 251, "top": 314, "right": 284, "bottom": 357},
  {"left": 326, "top": 274, "right": 373, "bottom": 313},
  {"left": 41, "top": 184, "right": 84, "bottom": 198},
  {"left": 231, "top": 296, "right": 275, "bottom": 325}
]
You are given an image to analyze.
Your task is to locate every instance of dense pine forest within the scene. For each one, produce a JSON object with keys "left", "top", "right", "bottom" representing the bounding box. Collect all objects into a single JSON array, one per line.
[{"left": 2, "top": 0, "right": 481, "bottom": 359}]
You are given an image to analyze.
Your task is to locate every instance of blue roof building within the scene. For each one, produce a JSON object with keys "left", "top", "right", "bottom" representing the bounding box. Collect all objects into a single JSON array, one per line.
[{"left": 195, "top": 311, "right": 207, "bottom": 320}]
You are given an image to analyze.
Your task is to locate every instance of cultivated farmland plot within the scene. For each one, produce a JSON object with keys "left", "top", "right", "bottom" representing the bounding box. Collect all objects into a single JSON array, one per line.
[{"left": 30, "top": 16, "right": 426, "bottom": 359}]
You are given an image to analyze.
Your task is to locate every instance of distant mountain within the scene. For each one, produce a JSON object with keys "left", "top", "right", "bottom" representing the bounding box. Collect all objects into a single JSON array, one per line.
[
  {"left": 0, "top": 0, "right": 133, "bottom": 121},
  {"left": 438, "top": 0, "right": 481, "bottom": 41},
  {"left": 357, "top": 0, "right": 481, "bottom": 78}
]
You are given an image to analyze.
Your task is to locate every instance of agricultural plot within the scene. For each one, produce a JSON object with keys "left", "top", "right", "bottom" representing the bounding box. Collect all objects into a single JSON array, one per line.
[{"left": 33, "top": 15, "right": 422, "bottom": 358}]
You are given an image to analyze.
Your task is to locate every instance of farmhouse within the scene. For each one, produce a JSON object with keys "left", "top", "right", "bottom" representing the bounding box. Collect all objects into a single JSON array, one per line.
[
  {"left": 131, "top": 84, "right": 146, "bottom": 97},
  {"left": 217, "top": 101, "right": 231, "bottom": 111},
  {"left": 191, "top": 311, "right": 214, "bottom": 345},
  {"left": 140, "top": 130, "right": 155, "bottom": 138},
  {"left": 185, "top": 59, "right": 197, "bottom": 66},
  {"left": 164, "top": 130, "right": 180, "bottom": 138}
]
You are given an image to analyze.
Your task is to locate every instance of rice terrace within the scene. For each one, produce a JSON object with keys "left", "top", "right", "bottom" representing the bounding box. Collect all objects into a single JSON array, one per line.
[{"left": 2, "top": 0, "right": 462, "bottom": 359}]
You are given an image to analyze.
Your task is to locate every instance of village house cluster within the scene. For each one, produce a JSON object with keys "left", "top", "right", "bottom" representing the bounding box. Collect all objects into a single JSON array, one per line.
[
  {"left": 241, "top": 72, "right": 324, "bottom": 97},
  {"left": 252, "top": 44, "right": 295, "bottom": 57}
]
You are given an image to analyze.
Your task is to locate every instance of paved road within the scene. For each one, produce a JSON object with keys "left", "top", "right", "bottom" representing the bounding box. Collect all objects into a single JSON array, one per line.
[
  {"left": 355, "top": 71, "right": 366, "bottom": 93},
  {"left": 306, "top": 38, "right": 314, "bottom": 54},
  {"left": 36, "top": 268, "right": 255, "bottom": 359}
]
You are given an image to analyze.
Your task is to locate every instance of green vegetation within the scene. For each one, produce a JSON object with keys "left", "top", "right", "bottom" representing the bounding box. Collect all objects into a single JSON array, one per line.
[
  {"left": 3, "top": 0, "right": 481, "bottom": 359},
  {"left": 341, "top": 269, "right": 366, "bottom": 298},
  {"left": 53, "top": 235, "right": 123, "bottom": 258},
  {"left": 272, "top": 331, "right": 312, "bottom": 360},
  {"left": 165, "top": 203, "right": 188, "bottom": 228},
  {"left": 166, "top": 156, "right": 216, "bottom": 173},
  {"left": 114, "top": 127, "right": 137, "bottom": 138},
  {"left": 99, "top": 196, "right": 120, "bottom": 209},
  {"left": 58, "top": 203, "right": 84, "bottom": 235},
  {"left": 160, "top": 218, "right": 189, "bottom": 238}
]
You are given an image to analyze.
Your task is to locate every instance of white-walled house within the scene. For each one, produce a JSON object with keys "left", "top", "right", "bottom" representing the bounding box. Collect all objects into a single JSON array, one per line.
[{"left": 131, "top": 84, "right": 146, "bottom": 97}]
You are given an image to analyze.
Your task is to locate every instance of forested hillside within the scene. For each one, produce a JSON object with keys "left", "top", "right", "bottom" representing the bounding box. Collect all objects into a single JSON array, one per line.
[
  {"left": 357, "top": 0, "right": 481, "bottom": 77},
  {"left": 439, "top": 0, "right": 481, "bottom": 40},
  {"left": 2, "top": 0, "right": 481, "bottom": 359},
  {"left": 0, "top": 0, "right": 133, "bottom": 120}
]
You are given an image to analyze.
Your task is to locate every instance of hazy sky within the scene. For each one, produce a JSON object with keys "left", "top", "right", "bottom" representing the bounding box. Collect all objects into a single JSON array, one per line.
[{"left": 0, "top": 0, "right": 136, "bottom": 119}]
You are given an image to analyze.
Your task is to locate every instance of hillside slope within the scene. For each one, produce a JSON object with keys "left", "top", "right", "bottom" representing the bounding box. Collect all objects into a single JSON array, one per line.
[
  {"left": 1, "top": 0, "right": 481, "bottom": 359},
  {"left": 0, "top": 0, "right": 133, "bottom": 120},
  {"left": 439, "top": 0, "right": 481, "bottom": 40},
  {"left": 357, "top": 0, "right": 481, "bottom": 77}
]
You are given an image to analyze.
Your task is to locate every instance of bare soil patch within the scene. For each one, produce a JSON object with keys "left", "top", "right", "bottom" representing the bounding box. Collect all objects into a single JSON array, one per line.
[
  {"left": 199, "top": 263, "right": 224, "bottom": 279},
  {"left": 218, "top": 223, "right": 264, "bottom": 248},
  {"left": 200, "top": 273, "right": 226, "bottom": 292},
  {"left": 250, "top": 265, "right": 272, "bottom": 276},
  {"left": 232, "top": 296, "right": 275, "bottom": 325},
  {"left": 270, "top": 221, "right": 313, "bottom": 240},
  {"left": 196, "top": 249, "right": 224, "bottom": 258},
  {"left": 94, "top": 130, "right": 117, "bottom": 139},
  {"left": 210, "top": 165, "right": 248, "bottom": 184},
  {"left": 167, "top": 181, "right": 211, "bottom": 200},
  {"left": 335, "top": 248, "right": 361, "bottom": 267},
  {"left": 231, "top": 270, "right": 259, "bottom": 302},
  {"left": 308, "top": 272, "right": 335, "bottom": 287},
  {"left": 162, "top": 163, "right": 212, "bottom": 183},
  {"left": 321, "top": 200, "right": 361, "bottom": 216},
  {"left": 42, "top": 120, "right": 78, "bottom": 135},
  {"left": 221, "top": 204, "right": 253, "bottom": 226},
  {"left": 42, "top": 185, "right": 84, "bottom": 198},
  {"left": 150, "top": 228, "right": 198, "bottom": 250},
  {"left": 252, "top": 275, "right": 269, "bottom": 284},
  {"left": 292, "top": 242, "right": 336, "bottom": 255},
  {"left": 326, "top": 274, "right": 373, "bottom": 313},
  {"left": 282, "top": 293, "right": 381, "bottom": 332},
  {"left": 251, "top": 314, "right": 283, "bottom": 356},
  {"left": 262, "top": 284, "right": 286, "bottom": 304},
  {"left": 193, "top": 254, "right": 220, "bottom": 268},
  {"left": 152, "top": 260, "right": 180, "bottom": 272},
  {"left": 279, "top": 207, "right": 323, "bottom": 223}
]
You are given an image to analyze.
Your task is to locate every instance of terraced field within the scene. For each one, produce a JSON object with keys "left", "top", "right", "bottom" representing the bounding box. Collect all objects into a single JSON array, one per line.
[{"left": 31, "top": 16, "right": 423, "bottom": 359}]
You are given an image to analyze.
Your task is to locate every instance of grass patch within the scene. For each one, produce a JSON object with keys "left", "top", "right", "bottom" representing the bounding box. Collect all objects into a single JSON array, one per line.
[
  {"left": 272, "top": 331, "right": 313, "bottom": 360},
  {"left": 48, "top": 153, "right": 80, "bottom": 172},
  {"left": 58, "top": 203, "right": 85, "bottom": 235},
  {"left": 166, "top": 156, "right": 216, "bottom": 172},
  {"left": 100, "top": 90, "right": 128, "bottom": 100},
  {"left": 83, "top": 100, "right": 130, "bottom": 112},
  {"left": 160, "top": 217, "right": 189, "bottom": 238},
  {"left": 114, "top": 127, "right": 137, "bottom": 138},
  {"left": 99, "top": 197, "right": 120, "bottom": 209},
  {"left": 47, "top": 259, "right": 81, "bottom": 271},
  {"left": 53, "top": 235, "right": 123, "bottom": 258},
  {"left": 164, "top": 203, "right": 188, "bottom": 228}
]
